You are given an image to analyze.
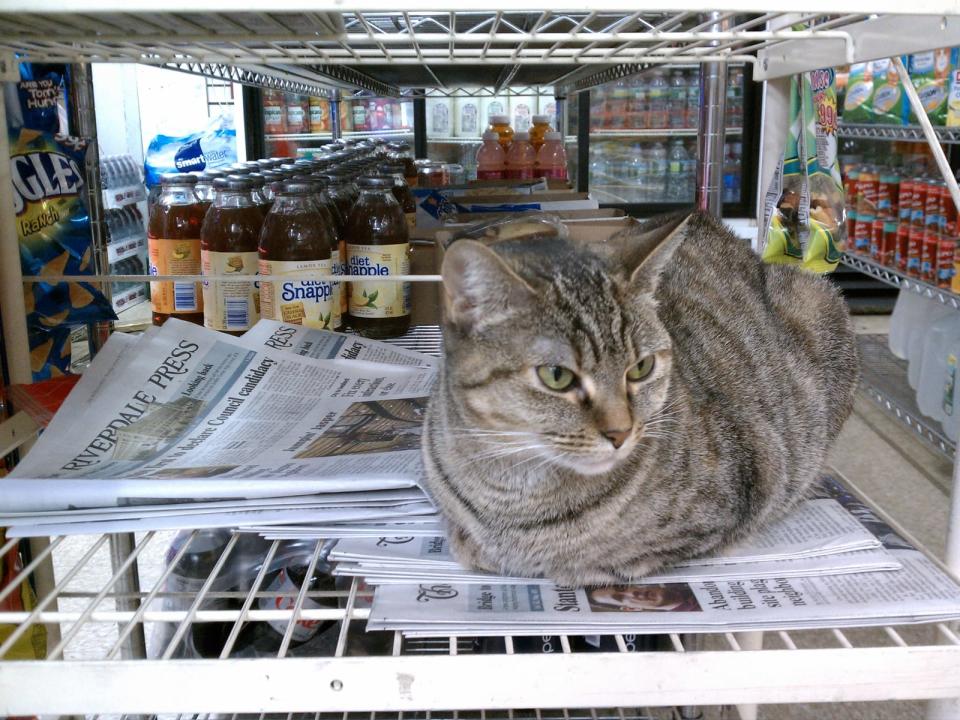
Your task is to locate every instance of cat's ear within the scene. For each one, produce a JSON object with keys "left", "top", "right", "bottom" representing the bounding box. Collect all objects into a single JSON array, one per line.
[
  {"left": 441, "top": 239, "right": 536, "bottom": 332},
  {"left": 623, "top": 212, "right": 691, "bottom": 294}
]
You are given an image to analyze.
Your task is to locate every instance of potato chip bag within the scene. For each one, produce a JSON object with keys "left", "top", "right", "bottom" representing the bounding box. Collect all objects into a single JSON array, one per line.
[
  {"left": 909, "top": 48, "right": 958, "bottom": 126},
  {"left": 842, "top": 63, "right": 874, "bottom": 123},
  {"left": 761, "top": 76, "right": 805, "bottom": 266},
  {"left": 870, "top": 58, "right": 909, "bottom": 126}
]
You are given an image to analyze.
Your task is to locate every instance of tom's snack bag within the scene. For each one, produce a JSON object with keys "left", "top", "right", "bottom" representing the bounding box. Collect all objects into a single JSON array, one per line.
[
  {"left": 10, "top": 128, "right": 116, "bottom": 379},
  {"left": 761, "top": 76, "right": 804, "bottom": 266},
  {"left": 946, "top": 69, "right": 960, "bottom": 126},
  {"left": 870, "top": 58, "right": 908, "bottom": 125},
  {"left": 9, "top": 63, "right": 65, "bottom": 135},
  {"left": 801, "top": 68, "right": 846, "bottom": 272},
  {"left": 842, "top": 63, "right": 874, "bottom": 123},
  {"left": 909, "top": 48, "right": 958, "bottom": 126}
]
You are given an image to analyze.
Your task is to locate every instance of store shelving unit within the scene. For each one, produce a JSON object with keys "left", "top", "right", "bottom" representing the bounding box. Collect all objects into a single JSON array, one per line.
[
  {"left": 838, "top": 122, "right": 960, "bottom": 144},
  {"left": 4, "top": 6, "right": 960, "bottom": 720}
]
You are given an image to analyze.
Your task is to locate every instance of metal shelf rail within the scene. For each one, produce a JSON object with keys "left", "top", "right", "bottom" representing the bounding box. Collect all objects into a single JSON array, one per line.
[
  {"left": 840, "top": 252, "right": 960, "bottom": 311},
  {"left": 838, "top": 122, "right": 960, "bottom": 145},
  {"left": 3, "top": 5, "right": 960, "bottom": 720}
]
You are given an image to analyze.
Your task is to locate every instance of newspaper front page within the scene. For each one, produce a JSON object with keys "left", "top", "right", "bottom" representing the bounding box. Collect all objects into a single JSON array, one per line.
[{"left": 3, "top": 319, "right": 436, "bottom": 513}]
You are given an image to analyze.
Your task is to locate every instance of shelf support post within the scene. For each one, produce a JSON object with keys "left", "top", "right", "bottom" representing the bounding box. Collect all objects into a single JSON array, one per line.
[
  {"left": 696, "top": 12, "right": 729, "bottom": 219},
  {"left": 330, "top": 89, "right": 342, "bottom": 141}
]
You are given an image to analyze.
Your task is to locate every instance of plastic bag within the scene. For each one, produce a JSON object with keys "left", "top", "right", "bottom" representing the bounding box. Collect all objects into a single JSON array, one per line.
[
  {"left": 909, "top": 48, "right": 958, "bottom": 126},
  {"left": 761, "top": 75, "right": 805, "bottom": 266},
  {"left": 143, "top": 114, "right": 238, "bottom": 187}
]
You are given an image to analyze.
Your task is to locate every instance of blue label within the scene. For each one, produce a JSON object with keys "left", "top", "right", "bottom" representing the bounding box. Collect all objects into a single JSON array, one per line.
[{"left": 174, "top": 138, "right": 206, "bottom": 172}]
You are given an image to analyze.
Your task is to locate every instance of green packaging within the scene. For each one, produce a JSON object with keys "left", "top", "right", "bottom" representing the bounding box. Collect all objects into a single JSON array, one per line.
[
  {"left": 870, "top": 58, "right": 908, "bottom": 125},
  {"left": 762, "top": 75, "right": 804, "bottom": 266},
  {"left": 842, "top": 63, "right": 874, "bottom": 123},
  {"left": 909, "top": 48, "right": 958, "bottom": 126}
]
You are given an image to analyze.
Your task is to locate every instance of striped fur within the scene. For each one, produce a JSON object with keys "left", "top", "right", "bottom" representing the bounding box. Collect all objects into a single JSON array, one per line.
[{"left": 422, "top": 212, "right": 859, "bottom": 586}]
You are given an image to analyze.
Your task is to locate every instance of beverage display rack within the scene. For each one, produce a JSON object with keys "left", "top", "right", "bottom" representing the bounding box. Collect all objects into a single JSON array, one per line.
[
  {"left": 3, "top": 5, "right": 960, "bottom": 720},
  {"left": 838, "top": 122, "right": 960, "bottom": 144}
]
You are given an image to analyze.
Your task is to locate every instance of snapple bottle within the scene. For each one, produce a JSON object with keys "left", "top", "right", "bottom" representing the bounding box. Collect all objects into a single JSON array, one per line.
[
  {"left": 258, "top": 181, "right": 336, "bottom": 330},
  {"left": 148, "top": 173, "right": 206, "bottom": 326},
  {"left": 200, "top": 177, "right": 263, "bottom": 335},
  {"left": 346, "top": 176, "right": 411, "bottom": 338}
]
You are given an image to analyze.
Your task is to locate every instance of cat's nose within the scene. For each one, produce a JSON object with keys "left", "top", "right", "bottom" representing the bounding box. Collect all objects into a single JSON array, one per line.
[{"left": 602, "top": 428, "right": 631, "bottom": 449}]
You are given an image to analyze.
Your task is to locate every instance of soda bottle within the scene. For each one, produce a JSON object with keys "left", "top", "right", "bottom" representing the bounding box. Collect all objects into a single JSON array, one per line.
[
  {"left": 487, "top": 114, "right": 515, "bottom": 149},
  {"left": 346, "top": 176, "right": 411, "bottom": 339},
  {"left": 505, "top": 131, "right": 536, "bottom": 180},
  {"left": 201, "top": 176, "right": 263, "bottom": 335},
  {"left": 259, "top": 181, "right": 336, "bottom": 330},
  {"left": 535, "top": 132, "right": 569, "bottom": 180},
  {"left": 669, "top": 70, "right": 687, "bottom": 129},
  {"left": 475, "top": 131, "right": 507, "bottom": 180},
  {"left": 529, "top": 114, "right": 553, "bottom": 151},
  {"left": 147, "top": 173, "right": 205, "bottom": 327},
  {"left": 647, "top": 70, "right": 669, "bottom": 129}
]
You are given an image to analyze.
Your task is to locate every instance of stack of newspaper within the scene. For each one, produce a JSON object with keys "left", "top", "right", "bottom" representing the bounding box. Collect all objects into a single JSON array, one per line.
[
  {"left": 0, "top": 319, "right": 441, "bottom": 537},
  {"left": 366, "top": 478, "right": 960, "bottom": 635}
]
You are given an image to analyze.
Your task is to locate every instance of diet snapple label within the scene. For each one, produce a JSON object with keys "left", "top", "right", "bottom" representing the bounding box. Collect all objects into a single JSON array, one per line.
[
  {"left": 347, "top": 242, "right": 411, "bottom": 318},
  {"left": 259, "top": 568, "right": 326, "bottom": 642},
  {"left": 259, "top": 258, "right": 334, "bottom": 329}
]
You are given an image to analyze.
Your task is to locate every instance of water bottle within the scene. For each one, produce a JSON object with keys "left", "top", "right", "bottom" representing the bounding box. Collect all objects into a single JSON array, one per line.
[
  {"left": 666, "top": 139, "right": 688, "bottom": 201},
  {"left": 917, "top": 314, "right": 960, "bottom": 421},
  {"left": 683, "top": 142, "right": 698, "bottom": 200},
  {"left": 685, "top": 70, "right": 700, "bottom": 129},
  {"left": 648, "top": 141, "right": 668, "bottom": 202},
  {"left": 669, "top": 70, "right": 687, "bottom": 129},
  {"left": 647, "top": 71, "right": 669, "bottom": 129}
]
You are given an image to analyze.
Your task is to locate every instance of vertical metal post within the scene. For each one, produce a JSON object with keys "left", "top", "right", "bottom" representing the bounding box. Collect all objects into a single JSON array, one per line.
[
  {"left": 69, "top": 64, "right": 146, "bottom": 660},
  {"left": 577, "top": 89, "right": 591, "bottom": 195},
  {"left": 696, "top": 12, "right": 730, "bottom": 219},
  {"left": 330, "top": 89, "right": 342, "bottom": 141},
  {"left": 413, "top": 91, "right": 427, "bottom": 159},
  {"left": 555, "top": 95, "right": 567, "bottom": 138},
  {"left": 68, "top": 63, "right": 112, "bottom": 357}
]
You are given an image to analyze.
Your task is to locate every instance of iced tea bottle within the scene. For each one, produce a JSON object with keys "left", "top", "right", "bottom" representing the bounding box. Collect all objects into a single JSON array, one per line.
[
  {"left": 305, "top": 177, "right": 346, "bottom": 332},
  {"left": 488, "top": 114, "right": 515, "bottom": 149},
  {"left": 379, "top": 163, "right": 418, "bottom": 230},
  {"left": 148, "top": 173, "right": 206, "bottom": 326},
  {"left": 200, "top": 177, "right": 263, "bottom": 335},
  {"left": 346, "top": 176, "right": 411, "bottom": 339},
  {"left": 529, "top": 114, "right": 554, "bottom": 151},
  {"left": 259, "top": 181, "right": 336, "bottom": 330}
]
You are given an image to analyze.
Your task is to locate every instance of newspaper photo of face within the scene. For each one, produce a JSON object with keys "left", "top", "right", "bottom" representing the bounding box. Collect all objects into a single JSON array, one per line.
[{"left": 587, "top": 584, "right": 702, "bottom": 612}]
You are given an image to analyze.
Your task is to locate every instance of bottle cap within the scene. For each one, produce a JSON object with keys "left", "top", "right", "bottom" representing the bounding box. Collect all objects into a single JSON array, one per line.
[
  {"left": 489, "top": 114, "right": 510, "bottom": 124},
  {"left": 357, "top": 176, "right": 395, "bottom": 189},
  {"left": 532, "top": 114, "right": 550, "bottom": 124},
  {"left": 160, "top": 172, "right": 198, "bottom": 185},
  {"left": 278, "top": 181, "right": 315, "bottom": 195},
  {"left": 545, "top": 132, "right": 562, "bottom": 140},
  {"left": 513, "top": 131, "right": 530, "bottom": 141},
  {"left": 482, "top": 131, "right": 500, "bottom": 141}
]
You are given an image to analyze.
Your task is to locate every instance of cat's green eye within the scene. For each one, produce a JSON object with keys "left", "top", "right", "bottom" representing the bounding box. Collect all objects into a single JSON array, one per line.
[
  {"left": 537, "top": 365, "right": 577, "bottom": 392},
  {"left": 626, "top": 356, "right": 656, "bottom": 382}
]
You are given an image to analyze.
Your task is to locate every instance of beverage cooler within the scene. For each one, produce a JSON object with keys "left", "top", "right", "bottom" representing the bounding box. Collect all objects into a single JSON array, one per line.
[{"left": 248, "top": 89, "right": 414, "bottom": 159}]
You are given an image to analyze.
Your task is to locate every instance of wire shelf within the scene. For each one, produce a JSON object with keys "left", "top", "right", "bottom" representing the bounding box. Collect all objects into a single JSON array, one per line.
[
  {"left": 838, "top": 122, "right": 960, "bottom": 145},
  {"left": 857, "top": 334, "right": 956, "bottom": 460},
  {"left": 840, "top": 252, "right": 960, "bottom": 312}
]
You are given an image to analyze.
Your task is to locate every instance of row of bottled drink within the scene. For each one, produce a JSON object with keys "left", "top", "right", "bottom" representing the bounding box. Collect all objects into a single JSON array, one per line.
[
  {"left": 590, "top": 66, "right": 745, "bottom": 131},
  {"left": 263, "top": 90, "right": 412, "bottom": 135},
  {"left": 844, "top": 152, "right": 960, "bottom": 291},
  {"left": 148, "top": 138, "right": 420, "bottom": 340},
  {"left": 589, "top": 138, "right": 743, "bottom": 204}
]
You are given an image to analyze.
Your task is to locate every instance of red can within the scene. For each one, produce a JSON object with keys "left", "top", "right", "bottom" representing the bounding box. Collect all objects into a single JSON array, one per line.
[
  {"left": 856, "top": 167, "right": 879, "bottom": 216},
  {"left": 896, "top": 223, "right": 911, "bottom": 271},
  {"left": 879, "top": 221, "right": 898, "bottom": 267},
  {"left": 941, "top": 183, "right": 957, "bottom": 236},
  {"left": 912, "top": 180, "right": 929, "bottom": 228},
  {"left": 898, "top": 179, "right": 914, "bottom": 226},
  {"left": 937, "top": 233, "right": 956, "bottom": 289},
  {"left": 853, "top": 213, "right": 874, "bottom": 255},
  {"left": 926, "top": 181, "right": 944, "bottom": 232},
  {"left": 907, "top": 225, "right": 925, "bottom": 278},
  {"left": 922, "top": 230, "right": 940, "bottom": 283},
  {"left": 877, "top": 170, "right": 900, "bottom": 221},
  {"left": 870, "top": 218, "right": 884, "bottom": 260}
]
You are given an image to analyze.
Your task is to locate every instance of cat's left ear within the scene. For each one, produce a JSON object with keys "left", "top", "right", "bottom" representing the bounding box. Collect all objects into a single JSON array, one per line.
[{"left": 625, "top": 213, "right": 691, "bottom": 294}]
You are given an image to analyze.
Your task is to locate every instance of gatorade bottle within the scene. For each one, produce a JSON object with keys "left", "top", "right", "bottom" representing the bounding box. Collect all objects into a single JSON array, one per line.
[
  {"left": 488, "top": 114, "right": 514, "bottom": 149},
  {"left": 535, "top": 132, "right": 569, "bottom": 180},
  {"left": 505, "top": 131, "right": 536, "bottom": 180},
  {"left": 476, "top": 131, "right": 507, "bottom": 180},
  {"left": 529, "top": 114, "right": 554, "bottom": 151}
]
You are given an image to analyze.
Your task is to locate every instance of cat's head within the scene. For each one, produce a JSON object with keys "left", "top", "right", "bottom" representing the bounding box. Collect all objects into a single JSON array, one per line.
[{"left": 439, "top": 215, "right": 688, "bottom": 476}]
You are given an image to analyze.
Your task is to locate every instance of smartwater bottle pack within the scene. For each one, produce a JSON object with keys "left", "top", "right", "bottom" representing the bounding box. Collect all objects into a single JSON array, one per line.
[{"left": 143, "top": 114, "right": 238, "bottom": 187}]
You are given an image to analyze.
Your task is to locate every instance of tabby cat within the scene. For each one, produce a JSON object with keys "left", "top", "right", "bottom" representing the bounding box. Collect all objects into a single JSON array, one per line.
[{"left": 421, "top": 212, "right": 859, "bottom": 586}]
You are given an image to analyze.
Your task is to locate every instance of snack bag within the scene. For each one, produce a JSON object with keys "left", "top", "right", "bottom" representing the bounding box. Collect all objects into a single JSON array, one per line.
[
  {"left": 909, "top": 48, "right": 958, "bottom": 126},
  {"left": 842, "top": 63, "right": 874, "bottom": 123},
  {"left": 947, "top": 69, "right": 960, "bottom": 126},
  {"left": 761, "top": 75, "right": 805, "bottom": 265},
  {"left": 10, "top": 128, "right": 117, "bottom": 379},
  {"left": 870, "top": 58, "right": 908, "bottom": 125},
  {"left": 143, "top": 114, "right": 238, "bottom": 187},
  {"left": 0, "top": 529, "right": 47, "bottom": 659},
  {"left": 7, "top": 63, "right": 66, "bottom": 134},
  {"left": 801, "top": 68, "right": 846, "bottom": 272}
]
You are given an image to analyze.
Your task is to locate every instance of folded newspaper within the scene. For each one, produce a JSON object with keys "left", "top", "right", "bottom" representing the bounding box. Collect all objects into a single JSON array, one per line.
[
  {"left": 1, "top": 319, "right": 439, "bottom": 536},
  {"left": 367, "top": 485, "right": 960, "bottom": 635}
]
